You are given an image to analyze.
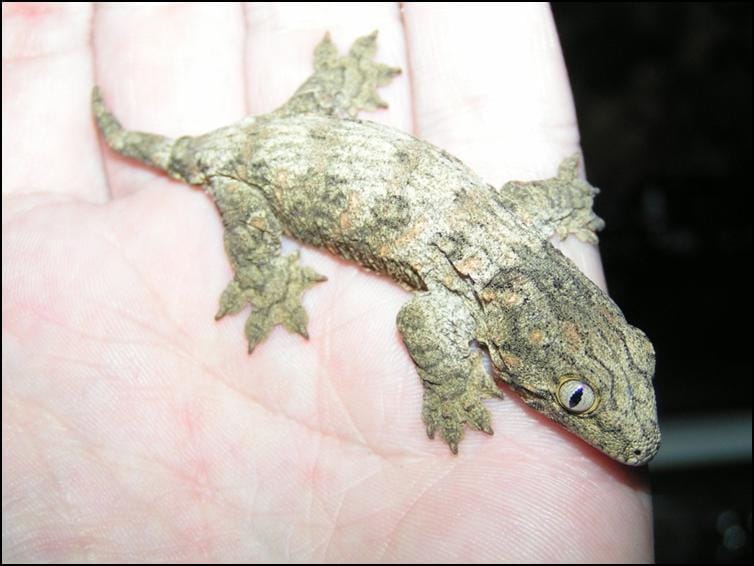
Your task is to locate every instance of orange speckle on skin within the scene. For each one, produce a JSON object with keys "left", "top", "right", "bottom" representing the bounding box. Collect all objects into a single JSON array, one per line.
[
  {"left": 502, "top": 354, "right": 522, "bottom": 370},
  {"left": 597, "top": 305, "right": 617, "bottom": 324},
  {"left": 272, "top": 184, "right": 284, "bottom": 204},
  {"left": 480, "top": 288, "right": 497, "bottom": 303},
  {"left": 502, "top": 290, "right": 520, "bottom": 306},
  {"left": 339, "top": 211, "right": 352, "bottom": 231},
  {"left": 275, "top": 169, "right": 289, "bottom": 187},
  {"left": 528, "top": 328, "right": 544, "bottom": 345},
  {"left": 249, "top": 216, "right": 267, "bottom": 230},
  {"left": 562, "top": 321, "right": 582, "bottom": 349},
  {"left": 339, "top": 192, "right": 361, "bottom": 232},
  {"left": 394, "top": 217, "right": 427, "bottom": 247},
  {"left": 456, "top": 255, "right": 481, "bottom": 276}
]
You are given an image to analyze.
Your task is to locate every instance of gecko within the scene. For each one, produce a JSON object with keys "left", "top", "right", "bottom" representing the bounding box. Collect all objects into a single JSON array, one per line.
[{"left": 92, "top": 31, "right": 660, "bottom": 465}]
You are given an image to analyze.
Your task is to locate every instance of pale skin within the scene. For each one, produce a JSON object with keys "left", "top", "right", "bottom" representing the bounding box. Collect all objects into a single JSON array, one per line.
[{"left": 2, "top": 3, "right": 653, "bottom": 563}]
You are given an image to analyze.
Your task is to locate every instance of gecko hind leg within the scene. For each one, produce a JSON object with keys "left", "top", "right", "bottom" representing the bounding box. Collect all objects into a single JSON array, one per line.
[
  {"left": 397, "top": 291, "right": 503, "bottom": 453},
  {"left": 275, "top": 31, "right": 401, "bottom": 118},
  {"left": 210, "top": 177, "right": 326, "bottom": 352}
]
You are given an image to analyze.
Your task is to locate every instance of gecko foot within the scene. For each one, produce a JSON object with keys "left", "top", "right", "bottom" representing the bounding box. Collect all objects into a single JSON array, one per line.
[
  {"left": 279, "top": 31, "right": 401, "bottom": 118},
  {"left": 420, "top": 353, "right": 504, "bottom": 454},
  {"left": 338, "top": 31, "right": 401, "bottom": 114},
  {"left": 215, "top": 252, "right": 326, "bottom": 352}
]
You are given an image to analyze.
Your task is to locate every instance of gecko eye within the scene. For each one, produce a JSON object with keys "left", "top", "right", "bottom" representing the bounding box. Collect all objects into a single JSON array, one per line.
[{"left": 557, "top": 379, "right": 597, "bottom": 414}]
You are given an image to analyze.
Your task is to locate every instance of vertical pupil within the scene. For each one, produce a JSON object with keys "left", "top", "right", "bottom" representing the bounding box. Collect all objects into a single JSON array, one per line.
[{"left": 569, "top": 387, "right": 584, "bottom": 408}]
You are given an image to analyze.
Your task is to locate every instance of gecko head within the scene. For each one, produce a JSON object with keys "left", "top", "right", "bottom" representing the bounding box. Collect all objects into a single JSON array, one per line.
[{"left": 483, "top": 262, "right": 660, "bottom": 465}]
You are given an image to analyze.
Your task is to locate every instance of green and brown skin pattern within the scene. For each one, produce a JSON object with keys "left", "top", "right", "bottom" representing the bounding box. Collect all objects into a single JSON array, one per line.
[{"left": 93, "top": 32, "right": 660, "bottom": 465}]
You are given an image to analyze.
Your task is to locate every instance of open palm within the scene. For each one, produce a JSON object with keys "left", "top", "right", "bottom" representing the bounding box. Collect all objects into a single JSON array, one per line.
[{"left": 3, "top": 4, "right": 652, "bottom": 562}]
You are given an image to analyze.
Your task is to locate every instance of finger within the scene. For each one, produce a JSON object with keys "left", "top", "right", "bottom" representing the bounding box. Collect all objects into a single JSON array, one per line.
[
  {"left": 404, "top": 3, "right": 579, "bottom": 180},
  {"left": 2, "top": 3, "right": 106, "bottom": 201},
  {"left": 243, "top": 2, "right": 412, "bottom": 131},
  {"left": 92, "top": 3, "right": 246, "bottom": 198},
  {"left": 403, "top": 4, "right": 605, "bottom": 287}
]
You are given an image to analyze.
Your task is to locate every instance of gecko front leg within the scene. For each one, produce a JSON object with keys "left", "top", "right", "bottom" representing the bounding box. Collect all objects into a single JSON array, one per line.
[
  {"left": 493, "top": 155, "right": 606, "bottom": 244},
  {"left": 397, "top": 290, "right": 503, "bottom": 453},
  {"left": 209, "top": 176, "right": 326, "bottom": 352}
]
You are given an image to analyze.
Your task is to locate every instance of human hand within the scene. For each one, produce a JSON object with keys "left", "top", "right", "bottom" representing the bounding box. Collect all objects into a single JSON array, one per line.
[{"left": 3, "top": 3, "right": 652, "bottom": 562}]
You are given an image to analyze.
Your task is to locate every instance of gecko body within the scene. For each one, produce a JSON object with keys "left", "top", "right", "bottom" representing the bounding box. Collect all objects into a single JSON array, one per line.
[{"left": 93, "top": 32, "right": 659, "bottom": 464}]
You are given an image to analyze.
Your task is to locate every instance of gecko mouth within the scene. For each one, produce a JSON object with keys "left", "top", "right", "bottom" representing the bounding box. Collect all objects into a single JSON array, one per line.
[
  {"left": 506, "top": 381, "right": 552, "bottom": 416},
  {"left": 591, "top": 436, "right": 660, "bottom": 466},
  {"left": 507, "top": 381, "right": 660, "bottom": 465}
]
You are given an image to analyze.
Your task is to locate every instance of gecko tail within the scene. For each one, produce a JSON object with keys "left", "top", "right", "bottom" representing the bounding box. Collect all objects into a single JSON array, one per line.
[{"left": 92, "top": 86, "right": 176, "bottom": 174}]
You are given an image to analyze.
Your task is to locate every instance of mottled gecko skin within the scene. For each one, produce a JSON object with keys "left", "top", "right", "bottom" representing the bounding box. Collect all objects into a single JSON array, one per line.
[{"left": 93, "top": 32, "right": 660, "bottom": 465}]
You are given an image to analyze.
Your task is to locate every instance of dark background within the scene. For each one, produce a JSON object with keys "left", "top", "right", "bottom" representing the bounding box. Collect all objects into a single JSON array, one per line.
[{"left": 552, "top": 3, "right": 751, "bottom": 564}]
